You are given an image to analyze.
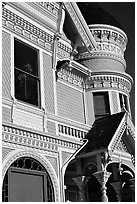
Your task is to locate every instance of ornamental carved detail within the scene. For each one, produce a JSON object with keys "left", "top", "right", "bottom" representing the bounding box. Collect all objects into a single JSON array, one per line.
[
  {"left": 85, "top": 74, "right": 131, "bottom": 94},
  {"left": 57, "top": 67, "right": 84, "bottom": 88},
  {"left": 2, "top": 124, "right": 80, "bottom": 151},
  {"left": 2, "top": 8, "right": 72, "bottom": 56},
  {"left": 110, "top": 121, "right": 126, "bottom": 152},
  {"left": 2, "top": 150, "right": 60, "bottom": 202}
]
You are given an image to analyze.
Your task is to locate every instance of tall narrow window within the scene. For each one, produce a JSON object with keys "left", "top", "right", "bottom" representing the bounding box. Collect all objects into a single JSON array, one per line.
[
  {"left": 93, "top": 92, "right": 110, "bottom": 120},
  {"left": 14, "top": 39, "right": 40, "bottom": 107},
  {"left": 119, "top": 93, "right": 129, "bottom": 111}
]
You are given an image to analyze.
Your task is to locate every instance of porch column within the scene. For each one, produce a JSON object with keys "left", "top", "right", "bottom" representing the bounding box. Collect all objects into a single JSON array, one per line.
[
  {"left": 110, "top": 181, "right": 124, "bottom": 202},
  {"left": 93, "top": 171, "right": 112, "bottom": 202},
  {"left": 73, "top": 176, "right": 90, "bottom": 202},
  {"left": 129, "top": 178, "right": 135, "bottom": 201}
]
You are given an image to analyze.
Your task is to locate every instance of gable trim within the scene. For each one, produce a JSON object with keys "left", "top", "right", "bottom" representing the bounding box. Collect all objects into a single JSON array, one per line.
[
  {"left": 64, "top": 2, "right": 97, "bottom": 52},
  {"left": 108, "top": 113, "right": 126, "bottom": 152},
  {"left": 108, "top": 112, "right": 135, "bottom": 155}
]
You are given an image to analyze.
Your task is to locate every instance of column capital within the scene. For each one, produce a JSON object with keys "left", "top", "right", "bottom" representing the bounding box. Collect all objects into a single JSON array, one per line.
[{"left": 93, "top": 170, "right": 112, "bottom": 185}]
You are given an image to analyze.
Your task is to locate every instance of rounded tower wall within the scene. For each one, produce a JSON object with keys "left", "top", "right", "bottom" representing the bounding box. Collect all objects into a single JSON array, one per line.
[
  {"left": 76, "top": 24, "right": 133, "bottom": 123},
  {"left": 76, "top": 25, "right": 127, "bottom": 74}
]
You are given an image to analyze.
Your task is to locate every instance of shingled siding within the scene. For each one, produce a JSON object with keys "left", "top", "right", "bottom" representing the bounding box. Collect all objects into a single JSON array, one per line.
[
  {"left": 57, "top": 81, "right": 85, "bottom": 124},
  {"left": 43, "top": 53, "right": 55, "bottom": 114},
  {"left": 2, "top": 31, "right": 11, "bottom": 99},
  {"left": 111, "top": 91, "right": 120, "bottom": 114},
  {"left": 81, "top": 58, "right": 125, "bottom": 73},
  {"left": 2, "top": 106, "right": 12, "bottom": 123}
]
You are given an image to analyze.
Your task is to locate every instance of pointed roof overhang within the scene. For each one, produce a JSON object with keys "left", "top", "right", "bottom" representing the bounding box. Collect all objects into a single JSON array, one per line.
[
  {"left": 108, "top": 112, "right": 135, "bottom": 156},
  {"left": 76, "top": 112, "right": 135, "bottom": 160},
  {"left": 63, "top": 2, "right": 97, "bottom": 52}
]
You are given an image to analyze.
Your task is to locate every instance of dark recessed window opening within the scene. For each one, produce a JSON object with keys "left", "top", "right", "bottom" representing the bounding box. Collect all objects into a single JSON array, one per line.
[
  {"left": 93, "top": 92, "right": 110, "bottom": 120},
  {"left": 14, "top": 39, "right": 40, "bottom": 107}
]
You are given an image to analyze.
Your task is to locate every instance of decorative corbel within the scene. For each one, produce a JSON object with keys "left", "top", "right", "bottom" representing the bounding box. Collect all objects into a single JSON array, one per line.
[{"left": 101, "top": 151, "right": 111, "bottom": 172}]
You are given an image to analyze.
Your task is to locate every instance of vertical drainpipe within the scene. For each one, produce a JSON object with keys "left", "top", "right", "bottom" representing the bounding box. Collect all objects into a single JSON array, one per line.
[
  {"left": 52, "top": 3, "right": 65, "bottom": 118},
  {"left": 52, "top": 3, "right": 65, "bottom": 202}
]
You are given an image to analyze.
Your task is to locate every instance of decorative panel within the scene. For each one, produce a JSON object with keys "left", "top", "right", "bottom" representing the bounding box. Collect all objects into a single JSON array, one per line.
[
  {"left": 2, "top": 147, "right": 14, "bottom": 161},
  {"left": 62, "top": 151, "right": 72, "bottom": 166},
  {"left": 47, "top": 120, "right": 56, "bottom": 135},
  {"left": 43, "top": 53, "right": 55, "bottom": 113},
  {"left": 46, "top": 156, "right": 58, "bottom": 177},
  {"left": 57, "top": 82, "right": 85, "bottom": 123},
  {"left": 111, "top": 91, "right": 119, "bottom": 114},
  {"left": 2, "top": 106, "right": 12, "bottom": 123},
  {"left": 14, "top": 109, "right": 43, "bottom": 131},
  {"left": 2, "top": 31, "right": 11, "bottom": 99}
]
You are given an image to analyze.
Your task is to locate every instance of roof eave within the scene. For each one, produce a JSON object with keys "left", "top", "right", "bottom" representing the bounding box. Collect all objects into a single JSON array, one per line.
[{"left": 64, "top": 2, "right": 97, "bottom": 52}]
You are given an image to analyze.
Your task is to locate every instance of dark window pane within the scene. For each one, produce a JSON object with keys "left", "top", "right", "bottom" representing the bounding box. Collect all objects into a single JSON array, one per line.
[
  {"left": 14, "top": 39, "right": 40, "bottom": 107},
  {"left": 14, "top": 39, "right": 38, "bottom": 76},
  {"left": 93, "top": 92, "right": 110, "bottom": 119},
  {"left": 15, "top": 70, "right": 39, "bottom": 106}
]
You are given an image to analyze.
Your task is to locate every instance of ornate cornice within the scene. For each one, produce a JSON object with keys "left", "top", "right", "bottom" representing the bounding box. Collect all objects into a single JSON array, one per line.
[
  {"left": 2, "top": 7, "right": 72, "bottom": 57},
  {"left": 85, "top": 72, "right": 132, "bottom": 94},
  {"left": 89, "top": 24, "right": 127, "bottom": 51},
  {"left": 2, "top": 124, "right": 81, "bottom": 152},
  {"left": 57, "top": 67, "right": 84, "bottom": 88},
  {"left": 37, "top": 2, "right": 60, "bottom": 17},
  {"left": 75, "top": 24, "right": 127, "bottom": 67}
]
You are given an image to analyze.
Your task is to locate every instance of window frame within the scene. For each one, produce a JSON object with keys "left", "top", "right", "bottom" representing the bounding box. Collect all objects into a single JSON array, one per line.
[
  {"left": 2, "top": 157, "right": 55, "bottom": 202},
  {"left": 14, "top": 38, "right": 41, "bottom": 108},
  {"left": 93, "top": 91, "right": 110, "bottom": 120}
]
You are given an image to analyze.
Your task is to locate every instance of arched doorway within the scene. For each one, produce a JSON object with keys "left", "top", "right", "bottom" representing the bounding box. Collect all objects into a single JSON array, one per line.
[{"left": 2, "top": 157, "right": 55, "bottom": 202}]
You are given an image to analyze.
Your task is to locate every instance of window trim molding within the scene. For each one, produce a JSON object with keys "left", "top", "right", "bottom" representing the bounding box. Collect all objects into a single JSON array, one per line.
[
  {"left": 2, "top": 150, "right": 59, "bottom": 202},
  {"left": 14, "top": 37, "right": 41, "bottom": 108},
  {"left": 93, "top": 91, "right": 110, "bottom": 120}
]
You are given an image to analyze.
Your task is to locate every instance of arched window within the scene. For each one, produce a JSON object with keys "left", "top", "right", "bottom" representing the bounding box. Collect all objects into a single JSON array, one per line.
[{"left": 2, "top": 157, "right": 54, "bottom": 202}]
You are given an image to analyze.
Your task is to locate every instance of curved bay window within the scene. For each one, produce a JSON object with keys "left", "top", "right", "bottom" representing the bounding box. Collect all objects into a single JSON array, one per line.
[
  {"left": 14, "top": 39, "right": 40, "bottom": 107},
  {"left": 2, "top": 157, "right": 54, "bottom": 202}
]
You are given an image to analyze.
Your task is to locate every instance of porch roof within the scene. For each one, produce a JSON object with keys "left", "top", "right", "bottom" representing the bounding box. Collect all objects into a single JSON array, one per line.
[{"left": 79, "top": 112, "right": 125, "bottom": 154}]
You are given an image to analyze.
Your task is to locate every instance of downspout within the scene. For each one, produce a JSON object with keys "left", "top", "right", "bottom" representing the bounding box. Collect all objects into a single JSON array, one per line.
[
  {"left": 52, "top": 3, "right": 65, "bottom": 70},
  {"left": 61, "top": 138, "right": 88, "bottom": 202}
]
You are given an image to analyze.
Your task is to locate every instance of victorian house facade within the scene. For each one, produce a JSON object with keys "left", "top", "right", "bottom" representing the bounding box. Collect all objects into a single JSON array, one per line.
[{"left": 2, "top": 2, "right": 135, "bottom": 202}]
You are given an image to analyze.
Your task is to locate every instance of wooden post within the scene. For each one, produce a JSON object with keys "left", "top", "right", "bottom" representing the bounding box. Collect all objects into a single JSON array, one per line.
[
  {"left": 93, "top": 171, "right": 112, "bottom": 202},
  {"left": 73, "top": 176, "right": 90, "bottom": 202}
]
